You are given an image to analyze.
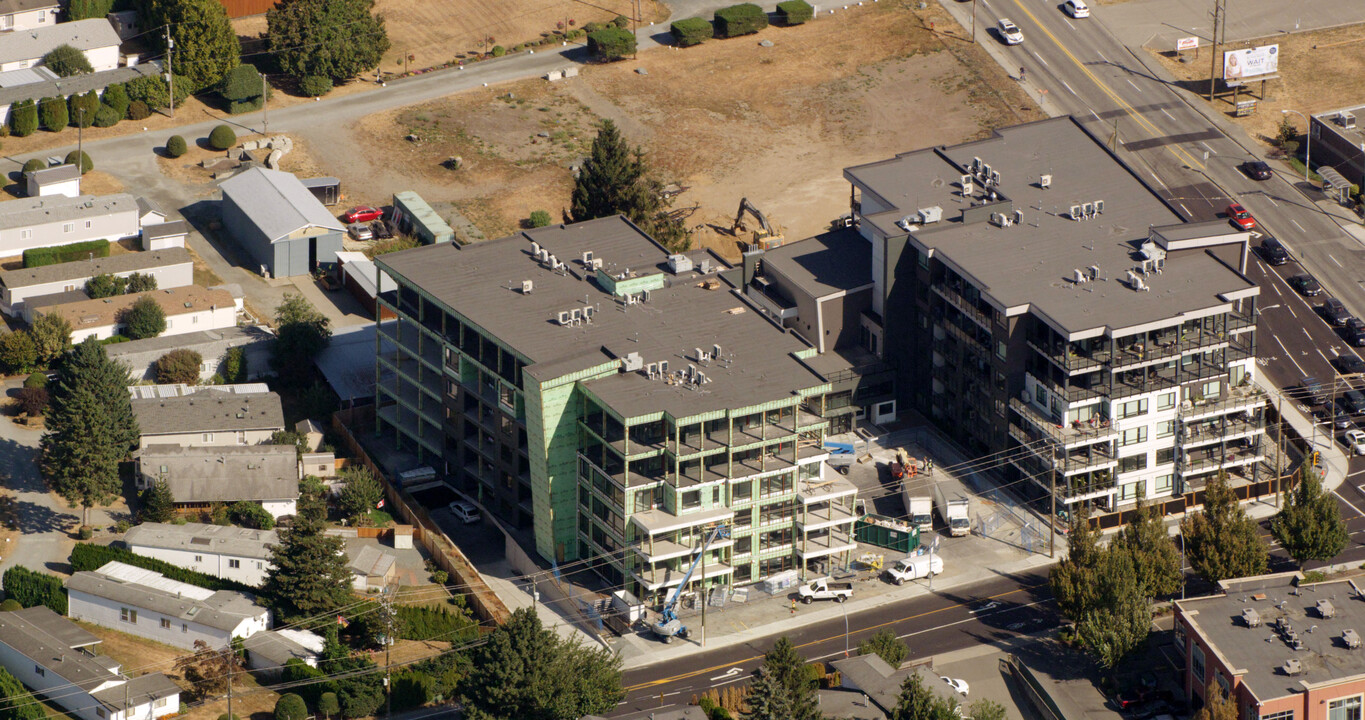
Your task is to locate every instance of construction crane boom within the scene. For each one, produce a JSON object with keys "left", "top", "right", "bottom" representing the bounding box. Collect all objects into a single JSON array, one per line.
[{"left": 651, "top": 524, "right": 730, "bottom": 642}]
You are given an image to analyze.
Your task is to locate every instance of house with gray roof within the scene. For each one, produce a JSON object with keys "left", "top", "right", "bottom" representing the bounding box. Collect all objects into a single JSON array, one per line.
[
  {"left": 345, "top": 545, "right": 397, "bottom": 591},
  {"left": 25, "top": 163, "right": 79, "bottom": 198},
  {"left": 109, "top": 326, "right": 273, "bottom": 383},
  {"left": 219, "top": 167, "right": 344, "bottom": 278},
  {"left": 0, "top": 0, "right": 60, "bottom": 32},
  {"left": 137, "top": 444, "right": 300, "bottom": 517},
  {"left": 0, "top": 18, "right": 122, "bottom": 73},
  {"left": 65, "top": 561, "right": 270, "bottom": 651},
  {"left": 242, "top": 629, "right": 322, "bottom": 679},
  {"left": 0, "top": 246, "right": 192, "bottom": 320},
  {"left": 830, "top": 655, "right": 961, "bottom": 718},
  {"left": 0, "top": 192, "right": 141, "bottom": 257},
  {"left": 0, "top": 606, "right": 180, "bottom": 720},
  {"left": 130, "top": 387, "right": 285, "bottom": 449},
  {"left": 124, "top": 522, "right": 278, "bottom": 587},
  {"left": 0, "top": 63, "right": 158, "bottom": 126}
]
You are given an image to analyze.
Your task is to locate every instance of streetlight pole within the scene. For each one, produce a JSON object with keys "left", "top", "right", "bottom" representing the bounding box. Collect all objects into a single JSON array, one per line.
[
  {"left": 1282, "top": 109, "right": 1312, "bottom": 184},
  {"left": 843, "top": 600, "right": 850, "bottom": 657}
]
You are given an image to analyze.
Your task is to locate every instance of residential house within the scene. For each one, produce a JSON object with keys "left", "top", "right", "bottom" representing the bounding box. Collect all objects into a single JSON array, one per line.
[
  {"left": 1173, "top": 572, "right": 1365, "bottom": 720},
  {"left": 129, "top": 385, "right": 283, "bottom": 450},
  {"left": 0, "top": 63, "right": 158, "bottom": 126},
  {"left": 219, "top": 167, "right": 344, "bottom": 278},
  {"left": 108, "top": 326, "right": 273, "bottom": 382},
  {"left": 0, "top": 0, "right": 59, "bottom": 31},
  {"left": 345, "top": 545, "right": 397, "bottom": 591},
  {"left": 34, "top": 285, "right": 236, "bottom": 342},
  {"left": 241, "top": 629, "right": 322, "bottom": 680},
  {"left": 0, "top": 193, "right": 140, "bottom": 256},
  {"left": 830, "top": 655, "right": 961, "bottom": 719},
  {"left": 0, "top": 18, "right": 121, "bottom": 73},
  {"left": 123, "top": 522, "right": 277, "bottom": 587},
  {"left": 0, "top": 606, "right": 180, "bottom": 720},
  {"left": 136, "top": 444, "right": 300, "bottom": 517},
  {"left": 25, "top": 163, "right": 79, "bottom": 199},
  {"left": 65, "top": 561, "right": 270, "bottom": 652},
  {"left": 0, "top": 246, "right": 192, "bottom": 318}
]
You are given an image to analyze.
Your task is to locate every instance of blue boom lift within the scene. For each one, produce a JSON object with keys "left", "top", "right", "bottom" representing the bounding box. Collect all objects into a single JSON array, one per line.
[{"left": 650, "top": 524, "right": 730, "bottom": 642}]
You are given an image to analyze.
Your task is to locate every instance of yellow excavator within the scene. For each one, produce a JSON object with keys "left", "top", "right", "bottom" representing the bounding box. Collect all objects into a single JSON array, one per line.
[{"left": 732, "top": 197, "right": 785, "bottom": 250}]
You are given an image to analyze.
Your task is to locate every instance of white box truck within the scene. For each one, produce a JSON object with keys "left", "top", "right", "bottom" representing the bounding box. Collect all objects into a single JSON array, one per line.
[
  {"left": 902, "top": 482, "right": 934, "bottom": 533},
  {"left": 933, "top": 482, "right": 971, "bottom": 537}
]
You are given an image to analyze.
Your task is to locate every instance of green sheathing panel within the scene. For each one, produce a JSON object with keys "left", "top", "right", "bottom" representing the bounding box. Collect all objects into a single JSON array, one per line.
[
  {"left": 525, "top": 361, "right": 620, "bottom": 563},
  {"left": 595, "top": 268, "right": 668, "bottom": 297}
]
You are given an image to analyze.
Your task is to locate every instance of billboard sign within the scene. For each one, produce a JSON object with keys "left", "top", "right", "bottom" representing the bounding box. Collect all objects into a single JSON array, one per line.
[
  {"left": 1223, "top": 45, "right": 1279, "bottom": 80},
  {"left": 1176, "top": 37, "right": 1199, "bottom": 52}
]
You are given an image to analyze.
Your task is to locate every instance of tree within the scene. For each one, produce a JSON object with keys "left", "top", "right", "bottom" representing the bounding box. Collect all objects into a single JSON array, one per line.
[
  {"left": 1075, "top": 549, "right": 1151, "bottom": 669},
  {"left": 299, "top": 75, "right": 332, "bottom": 97},
  {"left": 69, "top": 91, "right": 100, "bottom": 128},
  {"left": 139, "top": 479, "right": 176, "bottom": 523},
  {"left": 65, "top": 150, "right": 92, "bottom": 174},
  {"left": 743, "top": 666, "right": 795, "bottom": 720},
  {"left": 1181, "top": 472, "right": 1269, "bottom": 584},
  {"left": 92, "top": 104, "right": 121, "bottom": 128},
  {"left": 29, "top": 313, "right": 71, "bottom": 367},
  {"left": 1194, "top": 692, "right": 1237, "bottom": 720},
  {"left": 0, "top": 664, "right": 45, "bottom": 720},
  {"left": 222, "top": 346, "right": 248, "bottom": 383},
  {"left": 757, "top": 637, "right": 819, "bottom": 720},
  {"left": 274, "top": 693, "right": 307, "bottom": 720},
  {"left": 459, "top": 607, "right": 624, "bottom": 720},
  {"left": 141, "top": 0, "right": 239, "bottom": 93},
  {"left": 272, "top": 294, "right": 331, "bottom": 383},
  {"left": 8, "top": 100, "right": 38, "bottom": 137},
  {"left": 1050, "top": 506, "right": 1100, "bottom": 620},
  {"left": 1113, "top": 501, "right": 1183, "bottom": 599},
  {"left": 43, "top": 45, "right": 93, "bottom": 77},
  {"left": 228, "top": 501, "right": 274, "bottom": 530},
  {"left": 857, "top": 628, "right": 908, "bottom": 667},
  {"left": 22, "top": 159, "right": 46, "bottom": 175},
  {"left": 268, "top": 0, "right": 390, "bottom": 82},
  {"left": 209, "top": 124, "right": 236, "bottom": 150},
  {"left": 153, "top": 349, "right": 204, "bottom": 385},
  {"left": 174, "top": 639, "right": 243, "bottom": 701},
  {"left": 102, "top": 83, "right": 129, "bottom": 118},
  {"left": 1273, "top": 465, "right": 1349, "bottom": 566},
  {"left": 221, "top": 63, "right": 265, "bottom": 114},
  {"left": 568, "top": 120, "right": 689, "bottom": 251},
  {"left": 120, "top": 295, "right": 166, "bottom": 340},
  {"left": 967, "top": 700, "right": 1007, "bottom": 720},
  {"left": 40, "top": 338, "right": 138, "bottom": 525},
  {"left": 126, "top": 272, "right": 157, "bottom": 293},
  {"left": 889, "top": 671, "right": 957, "bottom": 720},
  {"left": 15, "top": 387, "right": 48, "bottom": 417},
  {"left": 338, "top": 466, "right": 382, "bottom": 522},
  {"left": 261, "top": 503, "right": 352, "bottom": 622},
  {"left": 317, "top": 692, "right": 340, "bottom": 720},
  {"left": 587, "top": 27, "right": 636, "bottom": 61},
  {"left": 86, "top": 273, "right": 128, "bottom": 299},
  {"left": 528, "top": 209, "right": 552, "bottom": 228},
  {"left": 38, "top": 96, "right": 67, "bottom": 132},
  {"left": 166, "top": 135, "right": 188, "bottom": 158},
  {"left": 0, "top": 332, "right": 38, "bottom": 374}
]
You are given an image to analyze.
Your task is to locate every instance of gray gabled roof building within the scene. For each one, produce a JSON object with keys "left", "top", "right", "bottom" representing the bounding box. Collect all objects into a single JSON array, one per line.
[
  {"left": 65, "top": 561, "right": 266, "bottom": 634},
  {"left": 137, "top": 444, "right": 300, "bottom": 507},
  {"left": 123, "top": 522, "right": 277, "bottom": 562},
  {"left": 218, "top": 167, "right": 344, "bottom": 278},
  {"left": 130, "top": 388, "right": 285, "bottom": 441},
  {"left": 0, "top": 18, "right": 121, "bottom": 67}
]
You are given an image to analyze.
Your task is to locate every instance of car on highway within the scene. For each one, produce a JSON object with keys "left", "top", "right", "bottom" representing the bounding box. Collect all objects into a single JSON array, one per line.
[
  {"left": 342, "top": 206, "right": 383, "bottom": 224},
  {"left": 1324, "top": 404, "right": 1354, "bottom": 431},
  {"left": 1301, "top": 376, "right": 1329, "bottom": 405},
  {"left": 997, "top": 19, "right": 1024, "bottom": 44},
  {"left": 1332, "top": 354, "right": 1365, "bottom": 375},
  {"left": 1319, "top": 298, "right": 1351, "bottom": 326},
  {"left": 348, "top": 222, "right": 374, "bottom": 241},
  {"left": 1350, "top": 328, "right": 1365, "bottom": 348},
  {"left": 1289, "top": 274, "right": 1323, "bottom": 296},
  {"left": 1241, "top": 160, "right": 1273, "bottom": 180},
  {"left": 1258, "top": 237, "right": 1289, "bottom": 265},
  {"left": 1226, "top": 203, "right": 1256, "bottom": 230},
  {"left": 1063, "top": 0, "right": 1090, "bottom": 17},
  {"left": 1344, "top": 389, "right": 1365, "bottom": 415},
  {"left": 1346, "top": 428, "right": 1365, "bottom": 455}
]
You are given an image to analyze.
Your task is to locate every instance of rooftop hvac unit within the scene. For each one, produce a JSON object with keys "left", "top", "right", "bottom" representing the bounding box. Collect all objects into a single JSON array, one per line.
[
  {"left": 918, "top": 206, "right": 943, "bottom": 224},
  {"left": 1082, "top": 202, "right": 1095, "bottom": 217},
  {"left": 582, "top": 251, "right": 594, "bottom": 265},
  {"left": 530, "top": 241, "right": 541, "bottom": 256},
  {"left": 1013, "top": 209, "right": 1024, "bottom": 226},
  {"left": 1069, "top": 205, "right": 1082, "bottom": 220},
  {"left": 699, "top": 259, "right": 712, "bottom": 274},
  {"left": 658, "top": 360, "right": 669, "bottom": 374},
  {"left": 990, "top": 212, "right": 1004, "bottom": 226},
  {"left": 1094, "top": 199, "right": 1105, "bottom": 214},
  {"left": 991, "top": 170, "right": 1001, "bottom": 186},
  {"left": 1073, "top": 268, "right": 1087, "bottom": 284},
  {"left": 668, "top": 254, "right": 694, "bottom": 274},
  {"left": 1088, "top": 265, "right": 1100, "bottom": 280},
  {"left": 557, "top": 310, "right": 571, "bottom": 326},
  {"left": 896, "top": 216, "right": 918, "bottom": 231},
  {"left": 713, "top": 344, "right": 723, "bottom": 358},
  {"left": 622, "top": 352, "right": 643, "bottom": 372},
  {"left": 591, "top": 258, "right": 603, "bottom": 270},
  {"left": 646, "top": 362, "right": 659, "bottom": 378},
  {"left": 960, "top": 174, "right": 972, "bottom": 189},
  {"left": 981, "top": 163, "right": 993, "bottom": 181},
  {"left": 570, "top": 308, "right": 583, "bottom": 321},
  {"left": 521, "top": 280, "right": 533, "bottom": 294},
  {"left": 972, "top": 157, "right": 983, "bottom": 172},
  {"left": 1039, "top": 174, "right": 1052, "bottom": 189},
  {"left": 582, "top": 305, "right": 595, "bottom": 319},
  {"left": 547, "top": 254, "right": 558, "bottom": 268},
  {"left": 642, "top": 289, "right": 651, "bottom": 302},
  {"left": 962, "top": 181, "right": 974, "bottom": 197},
  {"left": 1342, "top": 111, "right": 1357, "bottom": 129},
  {"left": 538, "top": 248, "right": 549, "bottom": 262}
]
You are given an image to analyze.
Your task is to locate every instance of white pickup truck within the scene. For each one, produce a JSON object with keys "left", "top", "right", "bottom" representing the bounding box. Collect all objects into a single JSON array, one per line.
[
  {"left": 798, "top": 577, "right": 854, "bottom": 604},
  {"left": 884, "top": 555, "right": 944, "bottom": 585}
]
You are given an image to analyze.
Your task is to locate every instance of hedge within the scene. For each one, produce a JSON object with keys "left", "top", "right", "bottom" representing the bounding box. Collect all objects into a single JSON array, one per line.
[
  {"left": 166, "top": 135, "right": 187, "bottom": 158},
  {"left": 2, "top": 566, "right": 66, "bottom": 615},
  {"left": 208, "top": 124, "right": 236, "bottom": 150},
  {"left": 70, "top": 542, "right": 256, "bottom": 595},
  {"left": 396, "top": 605, "right": 478, "bottom": 642},
  {"left": 714, "top": 3, "right": 768, "bottom": 37},
  {"left": 299, "top": 75, "right": 332, "bottom": 97},
  {"left": 23, "top": 239, "right": 109, "bottom": 268},
  {"left": 38, "top": 96, "right": 67, "bottom": 132},
  {"left": 777, "top": 0, "right": 813, "bottom": 25},
  {"left": 588, "top": 26, "right": 636, "bottom": 61},
  {"left": 8, "top": 100, "right": 38, "bottom": 137},
  {"left": 671, "top": 17, "right": 714, "bottom": 47}
]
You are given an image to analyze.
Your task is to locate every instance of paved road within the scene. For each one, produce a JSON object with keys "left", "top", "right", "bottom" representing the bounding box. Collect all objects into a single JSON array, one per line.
[{"left": 614, "top": 570, "right": 1055, "bottom": 716}]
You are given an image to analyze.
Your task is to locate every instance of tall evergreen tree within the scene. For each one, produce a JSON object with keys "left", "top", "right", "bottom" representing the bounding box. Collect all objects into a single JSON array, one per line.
[
  {"left": 1181, "top": 472, "right": 1268, "bottom": 584},
  {"left": 139, "top": 479, "right": 176, "bottom": 523},
  {"left": 743, "top": 666, "right": 795, "bottom": 720},
  {"left": 1113, "top": 500, "right": 1183, "bottom": 599},
  {"left": 889, "top": 672, "right": 957, "bottom": 720},
  {"left": 261, "top": 504, "right": 352, "bottom": 623},
  {"left": 40, "top": 338, "right": 137, "bottom": 525},
  {"left": 459, "top": 607, "right": 624, "bottom": 720},
  {"left": 1049, "top": 505, "right": 1100, "bottom": 619},
  {"left": 1075, "top": 550, "right": 1152, "bottom": 668},
  {"left": 1273, "top": 466, "right": 1349, "bottom": 567},
  {"left": 758, "top": 637, "right": 820, "bottom": 720},
  {"left": 268, "top": 0, "right": 390, "bottom": 81},
  {"left": 139, "top": 0, "right": 240, "bottom": 92},
  {"left": 272, "top": 294, "right": 331, "bottom": 383},
  {"left": 568, "top": 120, "right": 690, "bottom": 251}
]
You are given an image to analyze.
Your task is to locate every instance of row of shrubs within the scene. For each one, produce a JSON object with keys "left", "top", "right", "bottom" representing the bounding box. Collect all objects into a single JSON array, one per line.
[
  {"left": 670, "top": 1, "right": 813, "bottom": 47},
  {"left": 1, "top": 566, "right": 66, "bottom": 615},
  {"left": 23, "top": 239, "right": 109, "bottom": 269},
  {"left": 4, "top": 75, "right": 190, "bottom": 138}
]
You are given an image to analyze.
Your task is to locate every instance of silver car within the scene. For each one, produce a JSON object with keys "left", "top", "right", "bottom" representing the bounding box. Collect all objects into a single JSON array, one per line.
[
  {"left": 998, "top": 19, "right": 1024, "bottom": 44},
  {"left": 348, "top": 222, "right": 374, "bottom": 241}
]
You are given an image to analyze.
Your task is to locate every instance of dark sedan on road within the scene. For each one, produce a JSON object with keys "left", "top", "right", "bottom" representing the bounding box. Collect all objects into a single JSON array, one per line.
[
  {"left": 1319, "top": 298, "right": 1352, "bottom": 326},
  {"left": 1241, "top": 160, "right": 1273, "bottom": 180},
  {"left": 1333, "top": 355, "right": 1365, "bottom": 375},
  {"left": 1289, "top": 274, "right": 1323, "bottom": 296},
  {"left": 1258, "top": 237, "right": 1289, "bottom": 266}
]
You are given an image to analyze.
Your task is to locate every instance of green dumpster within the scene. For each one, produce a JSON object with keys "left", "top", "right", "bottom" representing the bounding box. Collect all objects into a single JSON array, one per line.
[{"left": 855, "top": 514, "right": 920, "bottom": 553}]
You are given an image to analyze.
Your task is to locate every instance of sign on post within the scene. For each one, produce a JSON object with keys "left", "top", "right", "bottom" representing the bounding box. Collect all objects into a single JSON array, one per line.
[
  {"left": 1176, "top": 37, "right": 1199, "bottom": 52},
  {"left": 1223, "top": 45, "right": 1279, "bottom": 80},
  {"left": 1235, "top": 99, "right": 1257, "bottom": 117}
]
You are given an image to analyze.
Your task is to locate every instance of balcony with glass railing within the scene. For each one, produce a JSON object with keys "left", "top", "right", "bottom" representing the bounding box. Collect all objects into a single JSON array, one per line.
[
  {"left": 1180, "top": 384, "right": 1267, "bottom": 422},
  {"left": 1010, "top": 397, "right": 1117, "bottom": 447}
]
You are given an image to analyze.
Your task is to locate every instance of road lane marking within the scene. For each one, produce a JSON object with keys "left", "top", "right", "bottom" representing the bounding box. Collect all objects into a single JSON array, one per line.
[
  {"left": 1332, "top": 254, "right": 1344, "bottom": 268},
  {"left": 1062, "top": 81, "right": 1077, "bottom": 96},
  {"left": 1095, "top": 49, "right": 1107, "bottom": 62},
  {"left": 1127, "top": 78, "right": 1143, "bottom": 93},
  {"left": 1201, "top": 142, "right": 1217, "bottom": 155},
  {"left": 1267, "top": 196, "right": 1279, "bottom": 207},
  {"left": 1091, "top": 109, "right": 1102, "bottom": 123},
  {"left": 1065, "top": 18, "right": 1076, "bottom": 31},
  {"left": 710, "top": 668, "right": 744, "bottom": 682},
  {"left": 1293, "top": 219, "right": 1306, "bottom": 232},
  {"left": 1179, "top": 202, "right": 1191, "bottom": 217},
  {"left": 1336, "top": 489, "right": 1365, "bottom": 520},
  {"left": 1034, "top": 52, "right": 1050, "bottom": 67},
  {"left": 1161, "top": 108, "right": 1175, "bottom": 121},
  {"left": 1274, "top": 335, "right": 1308, "bottom": 377}
]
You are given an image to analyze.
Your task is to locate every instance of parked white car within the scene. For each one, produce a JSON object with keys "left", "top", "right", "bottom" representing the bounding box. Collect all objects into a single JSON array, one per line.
[
  {"left": 1347, "top": 429, "right": 1365, "bottom": 455},
  {"left": 884, "top": 555, "right": 944, "bottom": 585},
  {"left": 943, "top": 677, "right": 970, "bottom": 696},
  {"left": 998, "top": 19, "right": 1024, "bottom": 45},
  {"left": 1063, "top": 0, "right": 1090, "bottom": 18},
  {"left": 448, "top": 500, "right": 481, "bottom": 524}
]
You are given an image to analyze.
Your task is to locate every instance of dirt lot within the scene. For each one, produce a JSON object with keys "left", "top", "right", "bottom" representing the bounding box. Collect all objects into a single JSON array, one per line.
[
  {"left": 1149, "top": 22, "right": 1365, "bottom": 147},
  {"left": 333, "top": 2, "right": 1042, "bottom": 259}
]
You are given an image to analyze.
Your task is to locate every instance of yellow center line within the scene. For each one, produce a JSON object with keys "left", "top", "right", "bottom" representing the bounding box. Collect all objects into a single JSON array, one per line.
[
  {"left": 624, "top": 583, "right": 1045, "bottom": 693},
  {"left": 1006, "top": 0, "right": 1206, "bottom": 172}
]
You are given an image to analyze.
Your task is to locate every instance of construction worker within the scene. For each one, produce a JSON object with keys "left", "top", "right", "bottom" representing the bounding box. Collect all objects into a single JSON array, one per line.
[
  {"left": 1019, "top": 66, "right": 1027, "bottom": 81},
  {"left": 791, "top": 598, "right": 798, "bottom": 614}
]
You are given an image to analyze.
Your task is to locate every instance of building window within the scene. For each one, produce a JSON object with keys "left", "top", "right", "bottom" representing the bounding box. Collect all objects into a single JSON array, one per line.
[
  {"left": 1157, "top": 420, "right": 1174, "bottom": 438},
  {"left": 1156, "top": 448, "right": 1175, "bottom": 465},
  {"left": 1119, "top": 482, "right": 1139, "bottom": 501},
  {"left": 1035, "top": 385, "right": 1047, "bottom": 406},
  {"left": 995, "top": 341, "right": 1007, "bottom": 360},
  {"left": 203, "top": 433, "right": 214, "bottom": 443},
  {"left": 62, "top": 222, "right": 74, "bottom": 233},
  {"left": 1118, "top": 454, "right": 1148, "bottom": 473},
  {"left": 1215, "top": 670, "right": 1229, "bottom": 698},
  {"left": 85, "top": 220, "right": 92, "bottom": 229},
  {"left": 1202, "top": 380, "right": 1221, "bottom": 399},
  {"left": 96, "top": 709, "right": 105, "bottom": 719},
  {"left": 681, "top": 490, "right": 700, "bottom": 510},
  {"left": 1158, "top": 392, "right": 1176, "bottom": 410},
  {"left": 33, "top": 666, "right": 43, "bottom": 677},
  {"left": 193, "top": 555, "right": 202, "bottom": 562},
  {"left": 1260, "top": 711, "right": 1294, "bottom": 720},
  {"left": 1155, "top": 474, "right": 1173, "bottom": 493},
  {"left": 1329, "top": 697, "right": 1363, "bottom": 720},
  {"left": 228, "top": 559, "right": 240, "bottom": 569},
  {"left": 1191, "top": 644, "right": 1205, "bottom": 685},
  {"left": 155, "top": 699, "right": 169, "bottom": 708},
  {"left": 19, "top": 230, "right": 31, "bottom": 240},
  {"left": 1120, "top": 427, "right": 1147, "bottom": 446},
  {"left": 183, "top": 624, "right": 188, "bottom": 633},
  {"left": 120, "top": 607, "right": 137, "bottom": 623},
  {"left": 1119, "top": 399, "right": 1148, "bottom": 418},
  {"left": 734, "top": 536, "right": 752, "bottom": 556},
  {"left": 161, "top": 618, "right": 171, "bottom": 629},
  {"left": 257, "top": 562, "right": 263, "bottom": 569}
]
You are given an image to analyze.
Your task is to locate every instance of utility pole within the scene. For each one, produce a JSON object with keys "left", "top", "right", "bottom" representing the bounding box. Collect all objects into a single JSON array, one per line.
[
  {"left": 165, "top": 26, "right": 175, "bottom": 118},
  {"left": 971, "top": 0, "right": 977, "bottom": 43},
  {"left": 382, "top": 584, "right": 396, "bottom": 716},
  {"left": 1207, "top": 0, "right": 1225, "bottom": 101},
  {"left": 1276, "top": 393, "right": 1285, "bottom": 508},
  {"left": 226, "top": 657, "right": 233, "bottom": 720},
  {"left": 76, "top": 107, "right": 84, "bottom": 170},
  {"left": 261, "top": 71, "right": 268, "bottom": 136},
  {"left": 699, "top": 544, "right": 707, "bottom": 647},
  {"left": 1048, "top": 464, "right": 1056, "bottom": 558}
]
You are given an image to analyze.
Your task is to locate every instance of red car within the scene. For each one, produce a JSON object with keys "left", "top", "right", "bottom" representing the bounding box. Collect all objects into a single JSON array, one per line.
[
  {"left": 342, "top": 206, "right": 383, "bottom": 224},
  {"left": 1226, "top": 203, "right": 1256, "bottom": 230}
]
